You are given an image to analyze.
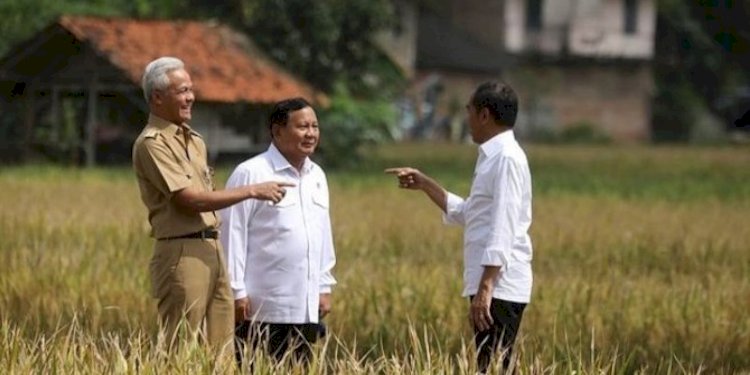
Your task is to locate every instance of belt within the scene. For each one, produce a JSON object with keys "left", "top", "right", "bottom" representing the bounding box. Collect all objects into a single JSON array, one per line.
[{"left": 159, "top": 228, "right": 219, "bottom": 241}]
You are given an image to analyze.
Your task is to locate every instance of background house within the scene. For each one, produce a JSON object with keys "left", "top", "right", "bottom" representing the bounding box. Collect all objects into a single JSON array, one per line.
[
  {"left": 377, "top": 0, "right": 656, "bottom": 142},
  {"left": 0, "top": 16, "right": 326, "bottom": 165}
]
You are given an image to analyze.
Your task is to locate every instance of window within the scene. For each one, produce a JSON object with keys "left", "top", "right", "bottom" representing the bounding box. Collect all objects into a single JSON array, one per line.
[
  {"left": 526, "top": 0, "right": 543, "bottom": 31},
  {"left": 624, "top": 0, "right": 638, "bottom": 34}
]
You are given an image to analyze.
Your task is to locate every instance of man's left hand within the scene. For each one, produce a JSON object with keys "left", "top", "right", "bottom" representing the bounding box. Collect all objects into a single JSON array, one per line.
[
  {"left": 470, "top": 288, "right": 494, "bottom": 332},
  {"left": 319, "top": 293, "right": 332, "bottom": 318}
]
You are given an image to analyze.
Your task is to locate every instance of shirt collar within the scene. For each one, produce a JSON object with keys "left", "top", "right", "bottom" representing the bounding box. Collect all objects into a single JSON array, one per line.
[
  {"left": 479, "top": 129, "right": 515, "bottom": 159},
  {"left": 147, "top": 114, "right": 201, "bottom": 138},
  {"left": 267, "top": 143, "right": 313, "bottom": 174}
]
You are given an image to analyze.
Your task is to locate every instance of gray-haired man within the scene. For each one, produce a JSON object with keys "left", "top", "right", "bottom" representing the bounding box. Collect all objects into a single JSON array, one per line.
[{"left": 132, "top": 56, "right": 293, "bottom": 350}]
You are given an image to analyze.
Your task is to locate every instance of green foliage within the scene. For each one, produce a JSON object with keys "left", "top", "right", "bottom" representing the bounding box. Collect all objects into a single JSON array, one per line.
[
  {"left": 358, "top": 143, "right": 750, "bottom": 202},
  {"left": 652, "top": 78, "right": 701, "bottom": 142},
  {"left": 557, "top": 122, "right": 611, "bottom": 144},
  {"left": 0, "top": 0, "right": 186, "bottom": 56},
  {"left": 174, "top": 0, "right": 403, "bottom": 97},
  {"left": 0, "top": 0, "right": 406, "bottom": 167},
  {"left": 0, "top": 0, "right": 404, "bottom": 99},
  {"left": 520, "top": 120, "right": 612, "bottom": 145},
  {"left": 0, "top": 0, "right": 71, "bottom": 56},
  {"left": 316, "top": 84, "right": 397, "bottom": 169},
  {"left": 653, "top": 0, "right": 750, "bottom": 141}
]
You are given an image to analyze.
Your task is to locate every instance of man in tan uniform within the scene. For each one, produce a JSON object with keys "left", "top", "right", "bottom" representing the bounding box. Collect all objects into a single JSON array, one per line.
[{"left": 132, "top": 56, "right": 292, "bottom": 350}]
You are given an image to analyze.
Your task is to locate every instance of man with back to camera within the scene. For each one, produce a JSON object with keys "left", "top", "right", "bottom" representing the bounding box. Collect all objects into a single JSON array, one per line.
[
  {"left": 220, "top": 97, "right": 336, "bottom": 365},
  {"left": 132, "top": 56, "right": 293, "bottom": 352},
  {"left": 386, "top": 81, "right": 533, "bottom": 374}
]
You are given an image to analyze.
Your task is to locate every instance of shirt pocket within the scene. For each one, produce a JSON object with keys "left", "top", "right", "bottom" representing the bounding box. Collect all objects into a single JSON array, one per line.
[
  {"left": 162, "top": 137, "right": 193, "bottom": 180},
  {"left": 274, "top": 193, "right": 297, "bottom": 208},
  {"left": 312, "top": 193, "right": 329, "bottom": 209},
  {"left": 265, "top": 193, "right": 299, "bottom": 232},
  {"left": 197, "top": 165, "right": 214, "bottom": 191},
  {"left": 310, "top": 193, "right": 330, "bottom": 233}
]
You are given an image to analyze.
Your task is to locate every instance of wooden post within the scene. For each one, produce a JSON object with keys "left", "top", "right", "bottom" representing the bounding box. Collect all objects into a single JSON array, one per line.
[
  {"left": 22, "top": 85, "right": 35, "bottom": 161},
  {"left": 85, "top": 73, "right": 98, "bottom": 167},
  {"left": 51, "top": 86, "right": 60, "bottom": 143}
]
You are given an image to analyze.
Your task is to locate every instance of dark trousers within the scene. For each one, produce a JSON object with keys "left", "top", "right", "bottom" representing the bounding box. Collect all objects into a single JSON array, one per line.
[
  {"left": 234, "top": 320, "right": 322, "bottom": 367},
  {"left": 470, "top": 296, "right": 527, "bottom": 374}
]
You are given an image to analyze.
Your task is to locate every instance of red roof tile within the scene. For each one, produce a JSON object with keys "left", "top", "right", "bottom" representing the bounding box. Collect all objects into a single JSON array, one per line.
[{"left": 58, "top": 15, "right": 327, "bottom": 105}]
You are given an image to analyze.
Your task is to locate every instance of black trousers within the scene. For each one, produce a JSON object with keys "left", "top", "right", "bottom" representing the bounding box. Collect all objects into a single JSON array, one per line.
[
  {"left": 234, "top": 320, "right": 323, "bottom": 367},
  {"left": 470, "top": 296, "right": 527, "bottom": 374}
]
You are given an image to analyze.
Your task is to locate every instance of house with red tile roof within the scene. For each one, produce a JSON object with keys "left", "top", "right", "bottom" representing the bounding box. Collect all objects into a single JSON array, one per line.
[{"left": 0, "top": 16, "right": 327, "bottom": 165}]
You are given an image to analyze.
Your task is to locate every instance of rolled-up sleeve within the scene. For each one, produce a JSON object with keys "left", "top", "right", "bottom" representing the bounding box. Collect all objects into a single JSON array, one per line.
[
  {"left": 220, "top": 167, "right": 254, "bottom": 300},
  {"left": 482, "top": 157, "right": 524, "bottom": 270},
  {"left": 443, "top": 192, "right": 467, "bottom": 225},
  {"left": 319, "top": 178, "right": 337, "bottom": 294}
]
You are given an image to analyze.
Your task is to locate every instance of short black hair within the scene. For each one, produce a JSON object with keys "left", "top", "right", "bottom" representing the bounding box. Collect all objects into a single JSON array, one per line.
[
  {"left": 268, "top": 97, "right": 311, "bottom": 132},
  {"left": 471, "top": 81, "right": 518, "bottom": 127}
]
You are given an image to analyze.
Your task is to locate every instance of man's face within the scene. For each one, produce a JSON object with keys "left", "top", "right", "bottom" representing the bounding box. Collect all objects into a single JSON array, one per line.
[
  {"left": 465, "top": 101, "right": 484, "bottom": 144},
  {"left": 153, "top": 68, "right": 194, "bottom": 124},
  {"left": 274, "top": 106, "right": 320, "bottom": 162}
]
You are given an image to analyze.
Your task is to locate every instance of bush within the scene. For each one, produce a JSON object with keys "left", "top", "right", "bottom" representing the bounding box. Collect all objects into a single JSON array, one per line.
[
  {"left": 559, "top": 121, "right": 611, "bottom": 144},
  {"left": 316, "top": 84, "right": 397, "bottom": 169},
  {"left": 651, "top": 78, "right": 700, "bottom": 142},
  {"left": 524, "top": 121, "right": 611, "bottom": 144}
]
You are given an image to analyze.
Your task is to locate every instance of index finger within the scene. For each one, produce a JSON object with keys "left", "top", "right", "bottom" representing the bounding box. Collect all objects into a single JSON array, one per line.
[
  {"left": 276, "top": 182, "right": 296, "bottom": 187},
  {"left": 384, "top": 167, "right": 407, "bottom": 175}
]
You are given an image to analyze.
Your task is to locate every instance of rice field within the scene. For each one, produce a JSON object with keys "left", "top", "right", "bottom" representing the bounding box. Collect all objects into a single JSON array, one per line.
[{"left": 1, "top": 143, "right": 748, "bottom": 374}]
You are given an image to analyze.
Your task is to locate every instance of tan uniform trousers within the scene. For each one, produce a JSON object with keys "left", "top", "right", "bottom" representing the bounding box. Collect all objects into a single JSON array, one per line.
[{"left": 150, "top": 237, "right": 233, "bottom": 350}]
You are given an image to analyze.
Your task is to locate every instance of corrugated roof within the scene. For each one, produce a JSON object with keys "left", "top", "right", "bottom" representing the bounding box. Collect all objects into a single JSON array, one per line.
[{"left": 58, "top": 15, "right": 326, "bottom": 105}]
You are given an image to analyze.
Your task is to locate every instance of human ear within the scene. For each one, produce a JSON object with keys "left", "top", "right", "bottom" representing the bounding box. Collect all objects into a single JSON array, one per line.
[
  {"left": 480, "top": 107, "right": 491, "bottom": 123},
  {"left": 271, "top": 123, "right": 282, "bottom": 139},
  {"left": 151, "top": 90, "right": 163, "bottom": 105}
]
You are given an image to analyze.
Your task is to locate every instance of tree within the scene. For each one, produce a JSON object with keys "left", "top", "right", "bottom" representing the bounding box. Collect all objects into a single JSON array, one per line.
[
  {"left": 0, "top": 0, "right": 405, "bottom": 167},
  {"left": 692, "top": 0, "right": 750, "bottom": 67},
  {"left": 173, "top": 0, "right": 402, "bottom": 97},
  {"left": 169, "top": 0, "right": 406, "bottom": 167},
  {"left": 0, "top": 0, "right": 189, "bottom": 56},
  {"left": 653, "top": 0, "right": 750, "bottom": 141},
  {"left": 198, "top": 0, "right": 405, "bottom": 166}
]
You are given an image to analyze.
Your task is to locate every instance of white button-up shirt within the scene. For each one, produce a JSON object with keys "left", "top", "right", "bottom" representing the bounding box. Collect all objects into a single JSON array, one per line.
[
  {"left": 444, "top": 130, "right": 533, "bottom": 303},
  {"left": 220, "top": 144, "right": 336, "bottom": 324}
]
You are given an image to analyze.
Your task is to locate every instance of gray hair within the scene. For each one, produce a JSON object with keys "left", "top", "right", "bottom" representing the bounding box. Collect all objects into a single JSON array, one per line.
[{"left": 141, "top": 56, "right": 185, "bottom": 103}]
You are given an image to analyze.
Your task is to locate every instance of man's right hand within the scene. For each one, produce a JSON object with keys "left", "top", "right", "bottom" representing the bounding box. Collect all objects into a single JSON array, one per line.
[
  {"left": 250, "top": 181, "right": 296, "bottom": 204},
  {"left": 234, "top": 297, "right": 251, "bottom": 323},
  {"left": 384, "top": 167, "right": 428, "bottom": 190},
  {"left": 385, "top": 167, "right": 448, "bottom": 213}
]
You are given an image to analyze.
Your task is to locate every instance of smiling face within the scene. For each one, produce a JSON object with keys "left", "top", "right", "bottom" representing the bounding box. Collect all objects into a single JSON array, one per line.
[
  {"left": 272, "top": 106, "right": 319, "bottom": 168},
  {"left": 151, "top": 68, "right": 194, "bottom": 124}
]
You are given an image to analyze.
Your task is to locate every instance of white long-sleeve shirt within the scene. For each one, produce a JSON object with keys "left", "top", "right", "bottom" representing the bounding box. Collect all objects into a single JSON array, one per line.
[
  {"left": 220, "top": 144, "right": 336, "bottom": 324},
  {"left": 444, "top": 130, "right": 533, "bottom": 303}
]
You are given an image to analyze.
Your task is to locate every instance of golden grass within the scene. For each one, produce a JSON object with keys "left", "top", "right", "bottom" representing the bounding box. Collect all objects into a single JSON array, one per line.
[{"left": 1, "top": 143, "right": 748, "bottom": 374}]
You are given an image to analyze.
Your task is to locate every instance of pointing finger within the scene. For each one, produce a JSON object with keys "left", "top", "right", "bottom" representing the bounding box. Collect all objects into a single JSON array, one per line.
[{"left": 384, "top": 168, "right": 408, "bottom": 175}]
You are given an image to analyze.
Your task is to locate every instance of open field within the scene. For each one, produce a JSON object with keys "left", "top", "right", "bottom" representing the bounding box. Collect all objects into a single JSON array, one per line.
[{"left": 1, "top": 143, "right": 749, "bottom": 374}]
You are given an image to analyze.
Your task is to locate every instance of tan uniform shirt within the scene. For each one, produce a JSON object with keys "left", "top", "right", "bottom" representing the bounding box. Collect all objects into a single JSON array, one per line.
[{"left": 132, "top": 114, "right": 218, "bottom": 239}]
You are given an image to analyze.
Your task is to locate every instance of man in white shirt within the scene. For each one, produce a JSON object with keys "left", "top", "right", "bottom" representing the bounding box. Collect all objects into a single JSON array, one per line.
[
  {"left": 220, "top": 98, "right": 336, "bottom": 365},
  {"left": 386, "top": 81, "right": 532, "bottom": 374}
]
